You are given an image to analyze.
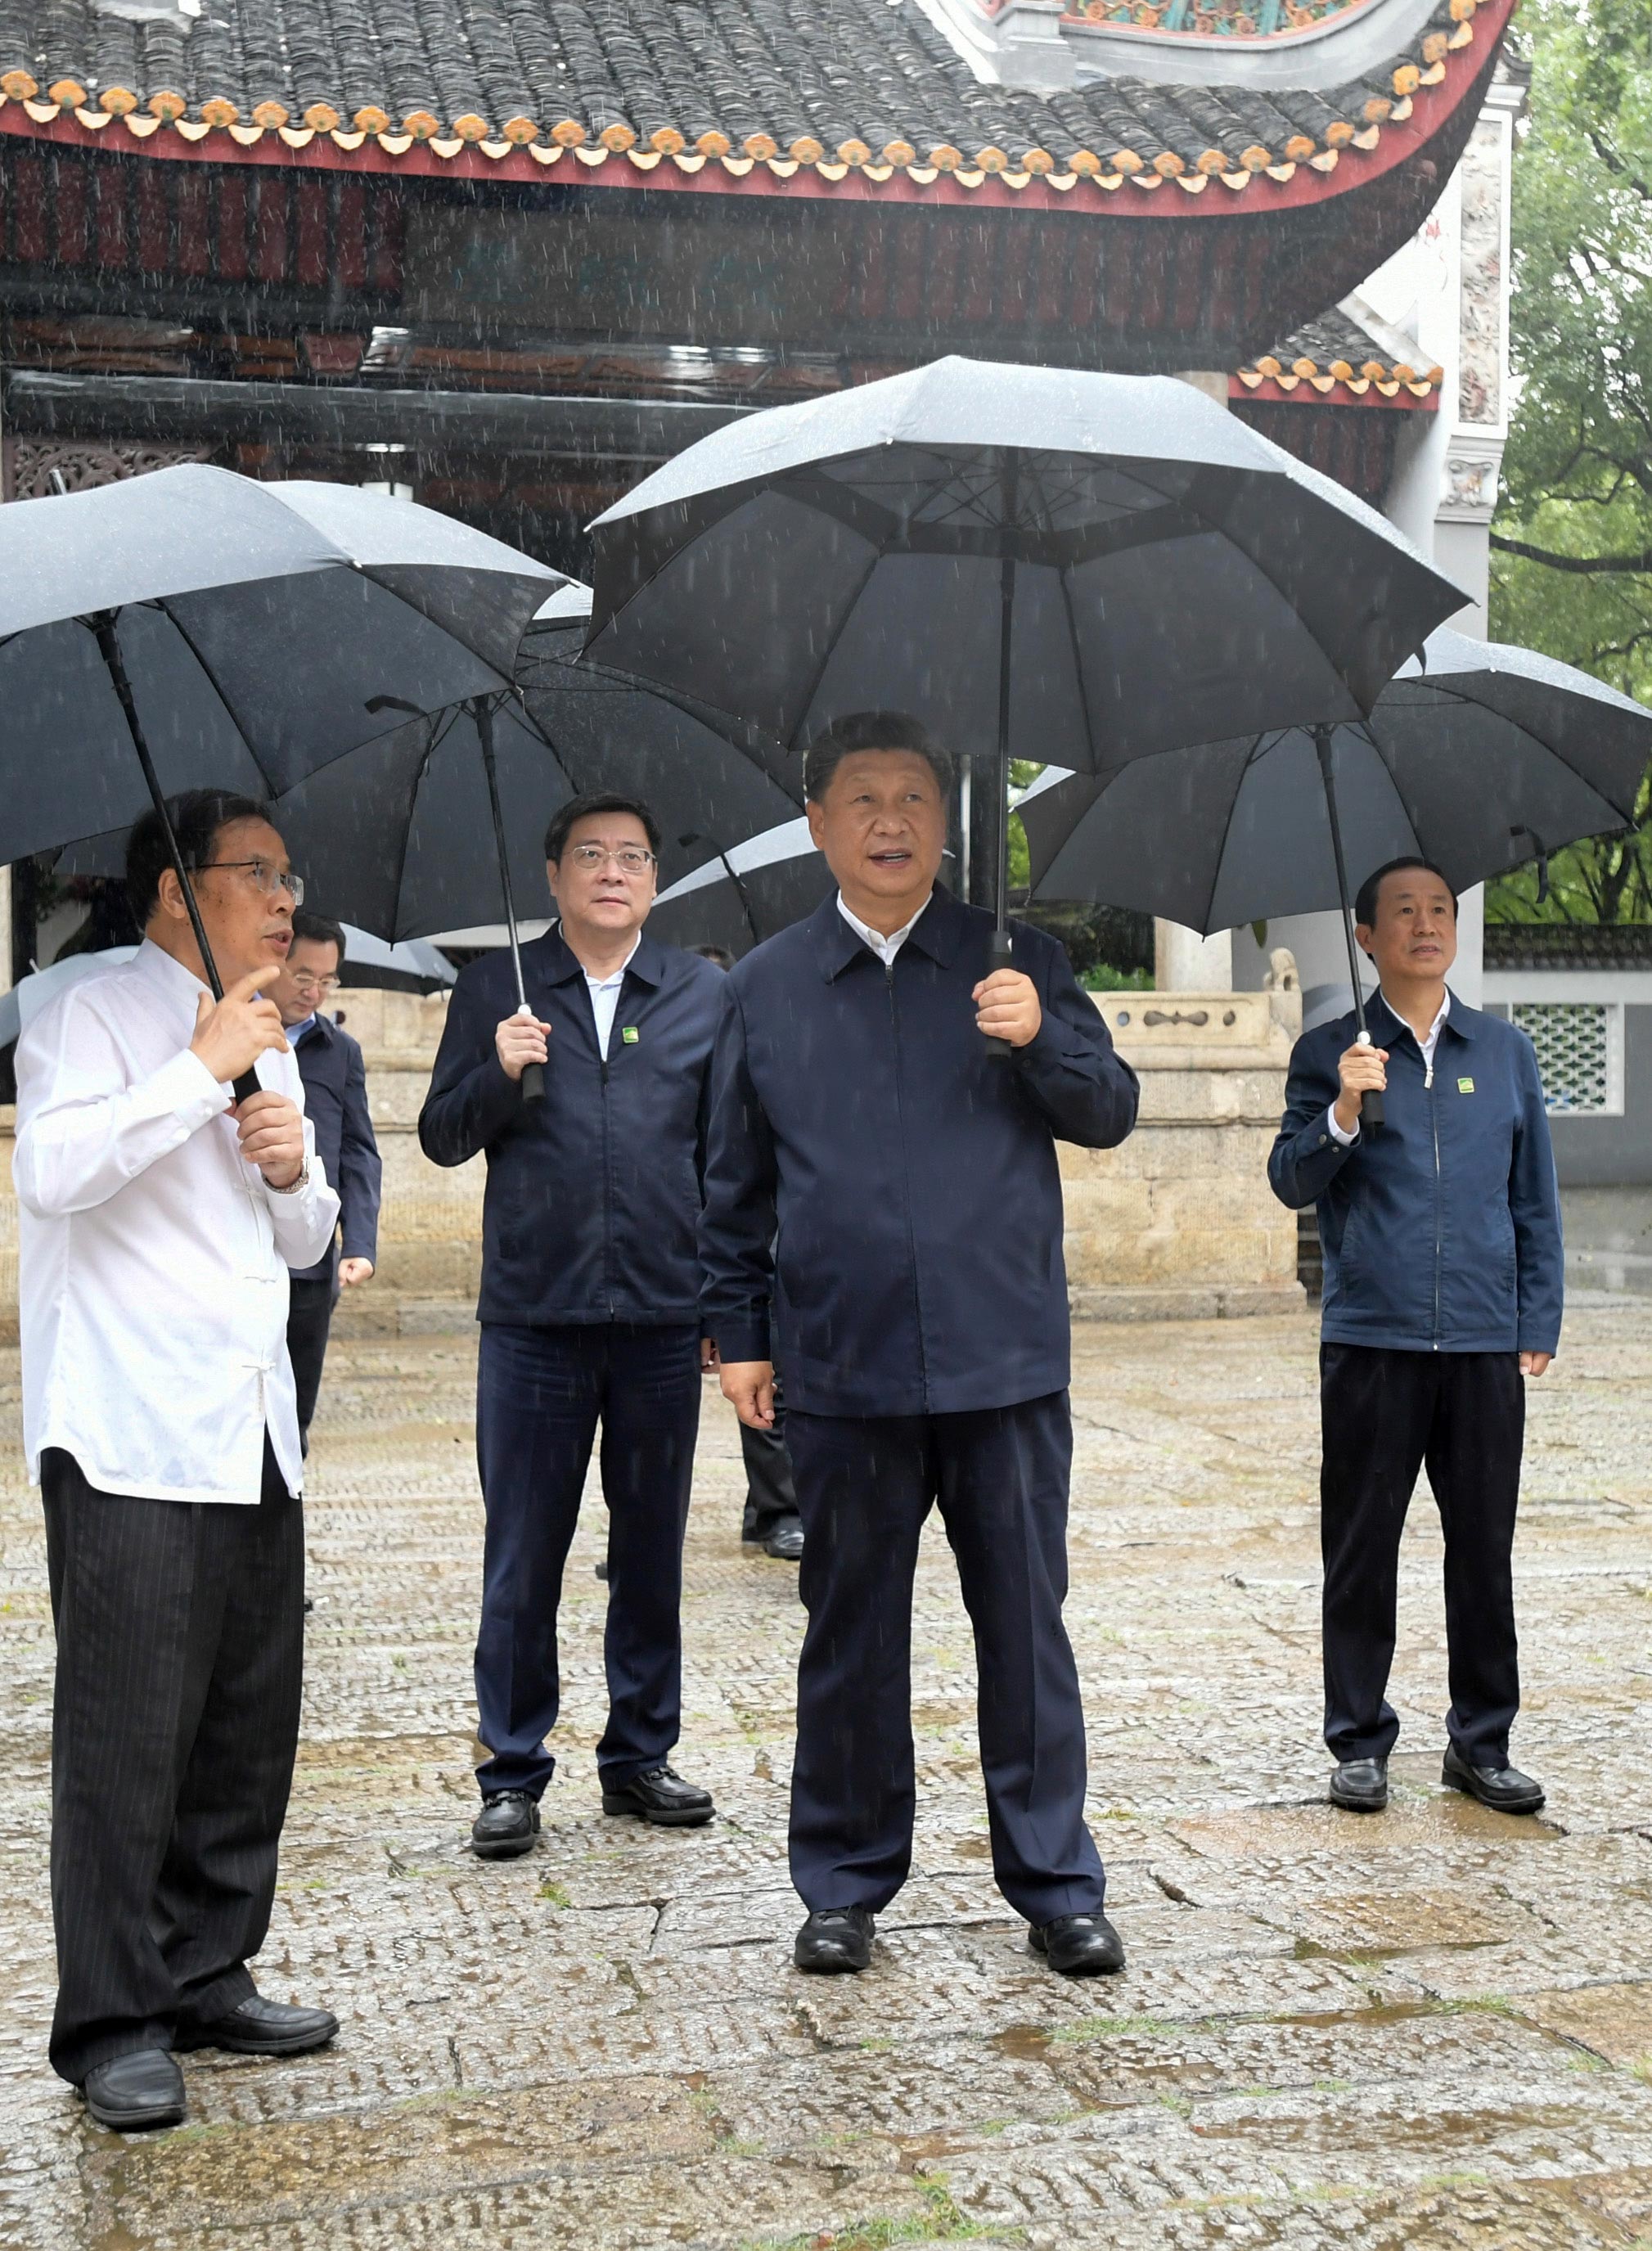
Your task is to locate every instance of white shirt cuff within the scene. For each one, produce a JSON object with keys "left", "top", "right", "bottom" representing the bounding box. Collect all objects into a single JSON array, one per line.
[{"left": 1326, "top": 1103, "right": 1359, "bottom": 1148}]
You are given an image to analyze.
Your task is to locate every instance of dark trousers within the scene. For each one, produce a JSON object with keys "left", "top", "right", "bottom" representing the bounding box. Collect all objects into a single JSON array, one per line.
[
  {"left": 41, "top": 1439, "right": 304, "bottom": 2086},
  {"left": 1321, "top": 1344, "right": 1525, "bottom": 1767},
  {"left": 474, "top": 1321, "right": 701, "bottom": 1799},
  {"left": 785, "top": 1393, "right": 1105, "bottom": 1925},
  {"left": 286, "top": 1275, "right": 337, "bottom": 1450},
  {"left": 740, "top": 1375, "right": 799, "bottom": 1537}
]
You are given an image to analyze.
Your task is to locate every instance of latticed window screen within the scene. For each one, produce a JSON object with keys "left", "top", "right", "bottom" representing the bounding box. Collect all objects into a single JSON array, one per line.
[{"left": 1511, "top": 1002, "right": 1619, "bottom": 1115}]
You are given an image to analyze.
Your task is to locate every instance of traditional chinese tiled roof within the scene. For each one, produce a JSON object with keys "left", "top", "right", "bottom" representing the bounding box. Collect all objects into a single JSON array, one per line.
[
  {"left": 0, "top": 0, "right": 1498, "bottom": 200},
  {"left": 1236, "top": 305, "right": 1443, "bottom": 401}
]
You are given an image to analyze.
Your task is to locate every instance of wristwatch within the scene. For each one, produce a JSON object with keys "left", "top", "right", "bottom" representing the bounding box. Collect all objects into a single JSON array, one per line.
[{"left": 269, "top": 1159, "right": 310, "bottom": 1195}]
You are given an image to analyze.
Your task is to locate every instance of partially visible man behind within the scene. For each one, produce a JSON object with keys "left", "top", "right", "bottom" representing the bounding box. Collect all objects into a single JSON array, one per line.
[
  {"left": 271, "top": 912, "right": 382, "bottom": 1450},
  {"left": 421, "top": 793, "right": 725, "bottom": 1862},
  {"left": 1269, "top": 856, "right": 1563, "bottom": 1820},
  {"left": 702, "top": 713, "right": 1141, "bottom": 1979},
  {"left": 12, "top": 790, "right": 342, "bottom": 2132}
]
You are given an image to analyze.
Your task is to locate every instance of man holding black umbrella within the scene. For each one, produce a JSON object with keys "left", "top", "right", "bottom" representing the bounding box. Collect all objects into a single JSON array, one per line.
[
  {"left": 702, "top": 713, "right": 1140, "bottom": 1978},
  {"left": 1269, "top": 857, "right": 1564, "bottom": 1819},
  {"left": 420, "top": 793, "right": 724, "bottom": 1859},
  {"left": 13, "top": 790, "right": 341, "bottom": 2132}
]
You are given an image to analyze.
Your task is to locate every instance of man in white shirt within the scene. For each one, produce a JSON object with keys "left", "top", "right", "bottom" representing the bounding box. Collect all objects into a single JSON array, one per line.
[{"left": 13, "top": 789, "right": 342, "bottom": 2131}]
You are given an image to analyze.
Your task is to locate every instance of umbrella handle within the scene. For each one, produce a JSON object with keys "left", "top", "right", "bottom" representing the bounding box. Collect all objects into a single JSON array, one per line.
[
  {"left": 1355, "top": 1029, "right": 1384, "bottom": 1132},
  {"left": 514, "top": 1002, "right": 546, "bottom": 1106},
  {"left": 983, "top": 925, "right": 1014, "bottom": 1060}
]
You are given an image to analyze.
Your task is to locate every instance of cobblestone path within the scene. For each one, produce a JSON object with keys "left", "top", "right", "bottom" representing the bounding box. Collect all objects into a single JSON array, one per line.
[{"left": 2, "top": 1311, "right": 1652, "bottom": 2249}]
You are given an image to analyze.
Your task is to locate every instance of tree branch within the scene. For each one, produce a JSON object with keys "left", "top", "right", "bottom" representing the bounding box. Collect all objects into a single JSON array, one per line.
[{"left": 1489, "top": 535, "right": 1652, "bottom": 573}]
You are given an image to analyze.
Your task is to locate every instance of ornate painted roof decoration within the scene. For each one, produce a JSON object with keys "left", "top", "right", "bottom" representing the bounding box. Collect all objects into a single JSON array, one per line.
[{"left": 0, "top": 0, "right": 1502, "bottom": 200}]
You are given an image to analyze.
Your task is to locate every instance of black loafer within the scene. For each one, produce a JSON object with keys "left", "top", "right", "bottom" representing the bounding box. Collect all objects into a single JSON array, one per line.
[
  {"left": 175, "top": 1995, "right": 338, "bottom": 2057},
  {"left": 763, "top": 1516, "right": 805, "bottom": 1562},
  {"left": 1330, "top": 1756, "right": 1389, "bottom": 1812},
  {"left": 1029, "top": 1911, "right": 1125, "bottom": 1976},
  {"left": 601, "top": 1763, "right": 714, "bottom": 1826},
  {"left": 794, "top": 1906, "right": 875, "bottom": 1973},
  {"left": 81, "top": 2048, "right": 185, "bottom": 2132},
  {"left": 1443, "top": 1744, "right": 1546, "bottom": 1814},
  {"left": 472, "top": 1790, "right": 541, "bottom": 1859}
]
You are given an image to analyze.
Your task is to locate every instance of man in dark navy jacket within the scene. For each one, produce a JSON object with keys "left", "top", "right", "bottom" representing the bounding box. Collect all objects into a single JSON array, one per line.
[
  {"left": 274, "top": 913, "right": 382, "bottom": 1448},
  {"left": 1270, "top": 857, "right": 1563, "bottom": 1820},
  {"left": 421, "top": 794, "right": 724, "bottom": 1861},
  {"left": 701, "top": 713, "right": 1140, "bottom": 1979}
]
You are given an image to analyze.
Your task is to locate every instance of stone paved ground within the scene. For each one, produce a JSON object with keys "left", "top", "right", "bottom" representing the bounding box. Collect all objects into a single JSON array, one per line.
[{"left": 2, "top": 1309, "right": 1652, "bottom": 2249}]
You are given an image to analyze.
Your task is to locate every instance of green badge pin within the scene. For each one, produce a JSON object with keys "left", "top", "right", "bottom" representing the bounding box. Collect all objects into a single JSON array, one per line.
[
  {"left": 622, "top": 1025, "right": 640, "bottom": 1045},
  {"left": 1457, "top": 1076, "right": 1474, "bottom": 1094}
]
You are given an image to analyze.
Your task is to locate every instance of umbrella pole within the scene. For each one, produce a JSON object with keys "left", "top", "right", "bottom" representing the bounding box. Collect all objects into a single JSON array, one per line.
[
  {"left": 1314, "top": 723, "right": 1383, "bottom": 1131},
  {"left": 92, "top": 610, "right": 260, "bottom": 1104},
  {"left": 984, "top": 479, "right": 1016, "bottom": 1059},
  {"left": 475, "top": 695, "right": 544, "bottom": 1105}
]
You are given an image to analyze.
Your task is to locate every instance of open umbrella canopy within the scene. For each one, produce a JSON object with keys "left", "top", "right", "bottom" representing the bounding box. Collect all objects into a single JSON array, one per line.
[
  {"left": 272, "top": 584, "right": 801, "bottom": 946},
  {"left": 0, "top": 464, "right": 561, "bottom": 864},
  {"left": 586, "top": 355, "right": 1465, "bottom": 779},
  {"left": 1019, "top": 626, "right": 1652, "bottom": 934},
  {"left": 648, "top": 816, "right": 831, "bottom": 957}
]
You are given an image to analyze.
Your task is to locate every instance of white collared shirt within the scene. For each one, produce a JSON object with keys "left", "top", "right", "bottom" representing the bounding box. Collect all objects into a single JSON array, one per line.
[
  {"left": 575, "top": 930, "right": 641, "bottom": 1060},
  {"left": 836, "top": 890, "right": 934, "bottom": 967},
  {"left": 12, "top": 941, "right": 340, "bottom": 1503},
  {"left": 1327, "top": 988, "right": 1451, "bottom": 1146}
]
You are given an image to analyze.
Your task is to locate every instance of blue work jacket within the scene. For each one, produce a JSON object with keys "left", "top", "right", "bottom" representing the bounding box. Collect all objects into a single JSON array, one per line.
[
  {"left": 418, "top": 927, "right": 723, "bottom": 1328},
  {"left": 699, "top": 888, "right": 1141, "bottom": 1417},
  {"left": 290, "top": 1011, "right": 381, "bottom": 1285},
  {"left": 1268, "top": 991, "right": 1563, "bottom": 1356}
]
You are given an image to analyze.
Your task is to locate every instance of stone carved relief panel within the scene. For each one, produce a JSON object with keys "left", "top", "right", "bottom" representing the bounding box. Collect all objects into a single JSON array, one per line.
[{"left": 1457, "top": 116, "right": 1506, "bottom": 427}]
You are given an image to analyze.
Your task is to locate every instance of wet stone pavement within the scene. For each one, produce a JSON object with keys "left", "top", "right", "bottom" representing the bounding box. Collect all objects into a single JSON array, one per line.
[{"left": 2, "top": 1308, "right": 1652, "bottom": 2249}]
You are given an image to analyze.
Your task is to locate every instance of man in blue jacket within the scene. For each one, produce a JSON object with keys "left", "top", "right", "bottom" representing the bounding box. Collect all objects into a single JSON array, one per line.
[
  {"left": 1269, "top": 856, "right": 1563, "bottom": 1819},
  {"left": 272, "top": 913, "right": 382, "bottom": 1450},
  {"left": 702, "top": 713, "right": 1141, "bottom": 1979},
  {"left": 420, "top": 794, "right": 724, "bottom": 1859}
]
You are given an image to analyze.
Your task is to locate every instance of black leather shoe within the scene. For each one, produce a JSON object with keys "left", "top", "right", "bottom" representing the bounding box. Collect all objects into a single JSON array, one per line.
[
  {"left": 471, "top": 1790, "right": 541, "bottom": 1859},
  {"left": 1443, "top": 1744, "right": 1546, "bottom": 1814},
  {"left": 601, "top": 1764, "right": 714, "bottom": 1826},
  {"left": 81, "top": 2048, "right": 185, "bottom": 2131},
  {"left": 1029, "top": 1912, "right": 1125, "bottom": 1976},
  {"left": 175, "top": 1995, "right": 338, "bottom": 2057},
  {"left": 794, "top": 1906, "right": 875, "bottom": 1973},
  {"left": 1329, "top": 1756, "right": 1389, "bottom": 1812},
  {"left": 763, "top": 1516, "right": 805, "bottom": 1561}
]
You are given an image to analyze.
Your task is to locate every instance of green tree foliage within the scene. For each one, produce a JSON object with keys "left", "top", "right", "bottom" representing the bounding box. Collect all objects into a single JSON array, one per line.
[{"left": 1488, "top": 0, "right": 1652, "bottom": 921}]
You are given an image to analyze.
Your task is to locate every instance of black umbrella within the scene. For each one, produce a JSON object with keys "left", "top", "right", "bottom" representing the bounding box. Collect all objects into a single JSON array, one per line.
[
  {"left": 270, "top": 585, "right": 800, "bottom": 1093},
  {"left": 648, "top": 816, "right": 831, "bottom": 956},
  {"left": 0, "top": 464, "right": 557, "bottom": 1096},
  {"left": 586, "top": 355, "right": 1465, "bottom": 1053},
  {"left": 1020, "top": 626, "right": 1652, "bottom": 1119}
]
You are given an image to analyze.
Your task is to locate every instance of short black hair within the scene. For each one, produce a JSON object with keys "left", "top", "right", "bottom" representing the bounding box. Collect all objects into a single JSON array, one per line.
[
  {"left": 802, "top": 711, "right": 954, "bottom": 804},
  {"left": 291, "top": 909, "right": 346, "bottom": 967},
  {"left": 543, "top": 791, "right": 661, "bottom": 864},
  {"left": 125, "top": 788, "right": 276, "bottom": 925},
  {"left": 1354, "top": 856, "right": 1458, "bottom": 930},
  {"left": 691, "top": 943, "right": 735, "bottom": 970}
]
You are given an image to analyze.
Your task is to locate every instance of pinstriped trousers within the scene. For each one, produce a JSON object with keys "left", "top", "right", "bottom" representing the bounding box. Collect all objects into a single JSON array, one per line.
[{"left": 41, "top": 1442, "right": 305, "bottom": 2085}]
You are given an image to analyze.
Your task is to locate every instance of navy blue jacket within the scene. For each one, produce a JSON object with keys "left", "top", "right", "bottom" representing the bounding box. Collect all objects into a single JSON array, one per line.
[
  {"left": 419, "top": 926, "right": 724, "bottom": 1328},
  {"left": 699, "top": 889, "right": 1141, "bottom": 1416},
  {"left": 290, "top": 1012, "right": 380, "bottom": 1286},
  {"left": 1268, "top": 991, "right": 1563, "bottom": 1356}
]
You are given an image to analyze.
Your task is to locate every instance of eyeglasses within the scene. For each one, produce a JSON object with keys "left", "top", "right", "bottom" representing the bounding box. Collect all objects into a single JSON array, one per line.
[
  {"left": 565, "top": 844, "right": 656, "bottom": 876},
  {"left": 194, "top": 858, "right": 306, "bottom": 906},
  {"left": 289, "top": 971, "right": 341, "bottom": 997}
]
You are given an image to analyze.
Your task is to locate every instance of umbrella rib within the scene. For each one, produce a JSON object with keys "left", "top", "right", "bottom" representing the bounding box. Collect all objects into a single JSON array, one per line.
[
  {"left": 1419, "top": 681, "right": 1643, "bottom": 825},
  {"left": 779, "top": 542, "right": 889, "bottom": 755},
  {"left": 1200, "top": 731, "right": 1274, "bottom": 935},
  {"left": 1058, "top": 567, "right": 1102, "bottom": 807},
  {"left": 383, "top": 707, "right": 462, "bottom": 941},
  {"left": 154, "top": 603, "right": 270, "bottom": 789}
]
